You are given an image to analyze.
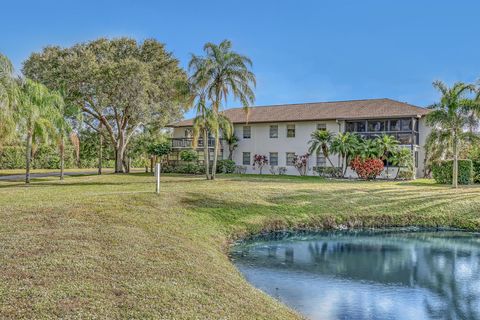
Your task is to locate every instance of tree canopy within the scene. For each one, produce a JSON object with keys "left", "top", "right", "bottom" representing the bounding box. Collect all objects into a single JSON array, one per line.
[{"left": 23, "top": 38, "right": 189, "bottom": 172}]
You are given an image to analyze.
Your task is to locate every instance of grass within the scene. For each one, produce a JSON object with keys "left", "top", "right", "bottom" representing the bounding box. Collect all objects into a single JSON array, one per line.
[{"left": 1, "top": 173, "right": 480, "bottom": 319}]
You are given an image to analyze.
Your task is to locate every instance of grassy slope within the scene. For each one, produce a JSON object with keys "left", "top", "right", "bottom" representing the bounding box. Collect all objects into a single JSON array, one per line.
[{"left": 1, "top": 174, "right": 480, "bottom": 319}]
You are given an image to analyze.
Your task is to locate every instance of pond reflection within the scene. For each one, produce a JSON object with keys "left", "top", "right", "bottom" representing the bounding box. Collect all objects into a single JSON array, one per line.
[{"left": 230, "top": 230, "right": 480, "bottom": 320}]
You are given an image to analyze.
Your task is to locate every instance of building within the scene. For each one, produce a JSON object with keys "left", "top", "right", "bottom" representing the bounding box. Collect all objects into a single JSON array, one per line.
[{"left": 168, "top": 98, "right": 431, "bottom": 178}]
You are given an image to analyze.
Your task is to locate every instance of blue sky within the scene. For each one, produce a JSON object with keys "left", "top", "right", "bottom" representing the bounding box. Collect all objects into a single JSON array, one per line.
[{"left": 1, "top": 0, "right": 479, "bottom": 119}]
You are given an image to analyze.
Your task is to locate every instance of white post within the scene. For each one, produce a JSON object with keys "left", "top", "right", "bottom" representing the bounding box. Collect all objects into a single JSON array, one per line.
[{"left": 155, "top": 163, "right": 161, "bottom": 194}]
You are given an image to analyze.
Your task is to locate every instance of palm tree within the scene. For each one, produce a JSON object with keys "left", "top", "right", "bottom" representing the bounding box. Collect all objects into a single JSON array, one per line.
[
  {"left": 357, "top": 138, "right": 382, "bottom": 159},
  {"left": 375, "top": 134, "right": 399, "bottom": 178},
  {"left": 308, "top": 130, "right": 335, "bottom": 167},
  {"left": 192, "top": 93, "right": 215, "bottom": 180},
  {"left": 427, "top": 81, "right": 477, "bottom": 188},
  {"left": 0, "top": 53, "right": 18, "bottom": 147},
  {"left": 189, "top": 40, "right": 256, "bottom": 179},
  {"left": 389, "top": 147, "right": 414, "bottom": 179},
  {"left": 223, "top": 133, "right": 238, "bottom": 161},
  {"left": 17, "top": 79, "right": 63, "bottom": 183},
  {"left": 330, "top": 132, "right": 359, "bottom": 176}
]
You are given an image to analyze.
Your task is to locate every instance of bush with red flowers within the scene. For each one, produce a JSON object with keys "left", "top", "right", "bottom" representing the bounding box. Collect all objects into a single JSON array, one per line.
[
  {"left": 350, "top": 156, "right": 384, "bottom": 180},
  {"left": 253, "top": 154, "right": 268, "bottom": 174}
]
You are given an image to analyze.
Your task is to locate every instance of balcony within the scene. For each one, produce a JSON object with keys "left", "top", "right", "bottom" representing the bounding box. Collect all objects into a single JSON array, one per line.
[{"left": 170, "top": 138, "right": 221, "bottom": 149}]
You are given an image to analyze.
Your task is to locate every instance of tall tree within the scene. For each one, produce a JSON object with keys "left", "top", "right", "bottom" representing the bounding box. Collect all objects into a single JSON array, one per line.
[
  {"left": 427, "top": 81, "right": 477, "bottom": 188},
  {"left": 189, "top": 40, "right": 256, "bottom": 179},
  {"left": 17, "top": 79, "right": 63, "bottom": 183},
  {"left": 0, "top": 53, "right": 17, "bottom": 147},
  {"left": 308, "top": 130, "right": 335, "bottom": 167},
  {"left": 23, "top": 38, "right": 189, "bottom": 173},
  {"left": 191, "top": 93, "right": 214, "bottom": 180}
]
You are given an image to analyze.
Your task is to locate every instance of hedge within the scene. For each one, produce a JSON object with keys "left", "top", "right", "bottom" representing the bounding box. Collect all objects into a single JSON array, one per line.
[
  {"left": 431, "top": 159, "right": 473, "bottom": 185},
  {"left": 472, "top": 160, "right": 480, "bottom": 183}
]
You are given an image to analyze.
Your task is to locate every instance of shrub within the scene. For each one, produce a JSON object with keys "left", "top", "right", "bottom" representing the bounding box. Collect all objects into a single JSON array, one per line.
[
  {"left": 148, "top": 141, "right": 172, "bottom": 157},
  {"left": 0, "top": 146, "right": 25, "bottom": 169},
  {"left": 217, "top": 159, "right": 236, "bottom": 174},
  {"left": 252, "top": 154, "right": 268, "bottom": 174},
  {"left": 179, "top": 149, "right": 198, "bottom": 162},
  {"left": 350, "top": 156, "right": 384, "bottom": 180},
  {"left": 277, "top": 167, "right": 287, "bottom": 175},
  {"left": 235, "top": 165, "right": 247, "bottom": 174},
  {"left": 473, "top": 160, "right": 480, "bottom": 183},
  {"left": 292, "top": 153, "right": 309, "bottom": 176},
  {"left": 431, "top": 160, "right": 473, "bottom": 185},
  {"left": 315, "top": 166, "right": 342, "bottom": 178}
]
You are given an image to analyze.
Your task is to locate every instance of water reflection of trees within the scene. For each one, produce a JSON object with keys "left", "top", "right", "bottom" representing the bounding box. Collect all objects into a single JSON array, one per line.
[{"left": 232, "top": 232, "right": 480, "bottom": 319}]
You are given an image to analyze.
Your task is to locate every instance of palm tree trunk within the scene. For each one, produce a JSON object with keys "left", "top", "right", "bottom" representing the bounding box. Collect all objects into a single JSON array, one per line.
[
  {"left": 211, "top": 130, "right": 219, "bottom": 180},
  {"left": 60, "top": 135, "right": 65, "bottom": 181},
  {"left": 203, "top": 129, "right": 210, "bottom": 180},
  {"left": 25, "top": 131, "right": 32, "bottom": 184},
  {"left": 453, "top": 134, "right": 458, "bottom": 188}
]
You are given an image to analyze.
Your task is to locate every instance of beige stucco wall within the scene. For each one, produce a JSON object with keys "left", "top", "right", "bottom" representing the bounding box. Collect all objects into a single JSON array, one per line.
[{"left": 226, "top": 120, "right": 342, "bottom": 175}]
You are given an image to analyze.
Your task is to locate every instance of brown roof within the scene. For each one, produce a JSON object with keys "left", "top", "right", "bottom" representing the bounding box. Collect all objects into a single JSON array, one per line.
[{"left": 170, "top": 98, "right": 429, "bottom": 127}]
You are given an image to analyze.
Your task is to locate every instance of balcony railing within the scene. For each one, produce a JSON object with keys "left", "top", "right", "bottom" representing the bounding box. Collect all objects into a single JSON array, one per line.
[
  {"left": 170, "top": 138, "right": 221, "bottom": 148},
  {"left": 352, "top": 132, "right": 418, "bottom": 145}
]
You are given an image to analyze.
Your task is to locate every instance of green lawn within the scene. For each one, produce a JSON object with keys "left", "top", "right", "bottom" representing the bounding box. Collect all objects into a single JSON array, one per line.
[{"left": 1, "top": 173, "right": 480, "bottom": 319}]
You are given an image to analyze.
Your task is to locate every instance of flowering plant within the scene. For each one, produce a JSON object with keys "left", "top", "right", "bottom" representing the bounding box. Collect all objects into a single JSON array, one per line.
[
  {"left": 253, "top": 154, "right": 268, "bottom": 174},
  {"left": 293, "top": 153, "right": 309, "bottom": 176},
  {"left": 350, "top": 156, "right": 384, "bottom": 180}
]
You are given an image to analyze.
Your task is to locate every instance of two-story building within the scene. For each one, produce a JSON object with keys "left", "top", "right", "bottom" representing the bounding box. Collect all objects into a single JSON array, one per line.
[{"left": 168, "top": 98, "right": 431, "bottom": 178}]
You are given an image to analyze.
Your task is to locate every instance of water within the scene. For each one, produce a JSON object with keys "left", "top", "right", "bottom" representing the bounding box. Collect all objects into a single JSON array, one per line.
[{"left": 230, "top": 230, "right": 480, "bottom": 320}]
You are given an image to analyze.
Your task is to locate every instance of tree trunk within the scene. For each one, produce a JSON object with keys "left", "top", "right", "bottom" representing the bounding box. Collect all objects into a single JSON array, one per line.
[
  {"left": 25, "top": 132, "right": 32, "bottom": 184},
  {"left": 211, "top": 130, "right": 219, "bottom": 180},
  {"left": 228, "top": 146, "right": 234, "bottom": 161},
  {"left": 115, "top": 132, "right": 126, "bottom": 173},
  {"left": 453, "top": 134, "right": 458, "bottom": 189},
  {"left": 150, "top": 156, "right": 154, "bottom": 175},
  {"left": 60, "top": 135, "right": 65, "bottom": 181},
  {"left": 203, "top": 129, "right": 211, "bottom": 180},
  {"left": 98, "top": 124, "right": 103, "bottom": 175}
]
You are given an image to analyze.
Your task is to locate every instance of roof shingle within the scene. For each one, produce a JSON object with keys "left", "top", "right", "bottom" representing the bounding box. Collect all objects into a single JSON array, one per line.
[{"left": 170, "top": 98, "right": 429, "bottom": 127}]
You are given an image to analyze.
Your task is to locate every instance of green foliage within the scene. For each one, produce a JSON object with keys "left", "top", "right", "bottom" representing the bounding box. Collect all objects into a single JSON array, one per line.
[
  {"left": 148, "top": 141, "right": 172, "bottom": 157},
  {"left": 161, "top": 163, "right": 205, "bottom": 175},
  {"left": 23, "top": 38, "right": 189, "bottom": 172},
  {"left": 0, "top": 146, "right": 25, "bottom": 169},
  {"left": 308, "top": 130, "right": 334, "bottom": 166},
  {"left": 216, "top": 159, "right": 236, "bottom": 174},
  {"left": 78, "top": 129, "right": 114, "bottom": 168},
  {"left": 179, "top": 149, "right": 198, "bottom": 162},
  {"left": 389, "top": 147, "right": 415, "bottom": 180},
  {"left": 432, "top": 160, "right": 473, "bottom": 185},
  {"left": 314, "top": 166, "right": 342, "bottom": 178},
  {"left": 188, "top": 39, "right": 256, "bottom": 178},
  {"left": 0, "top": 145, "right": 77, "bottom": 169}
]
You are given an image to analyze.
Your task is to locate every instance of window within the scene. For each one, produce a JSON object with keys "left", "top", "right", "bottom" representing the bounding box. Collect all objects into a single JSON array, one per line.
[
  {"left": 415, "top": 151, "right": 418, "bottom": 168},
  {"left": 286, "top": 152, "right": 295, "bottom": 166},
  {"left": 389, "top": 119, "right": 401, "bottom": 131},
  {"left": 242, "top": 152, "right": 251, "bottom": 165},
  {"left": 184, "top": 128, "right": 193, "bottom": 138},
  {"left": 269, "top": 152, "right": 278, "bottom": 166},
  {"left": 400, "top": 119, "right": 412, "bottom": 131},
  {"left": 367, "top": 120, "right": 386, "bottom": 132},
  {"left": 269, "top": 125, "right": 278, "bottom": 138},
  {"left": 317, "top": 123, "right": 327, "bottom": 131},
  {"left": 287, "top": 125, "right": 295, "bottom": 138},
  {"left": 243, "top": 126, "right": 251, "bottom": 139},
  {"left": 346, "top": 122, "right": 355, "bottom": 132},
  {"left": 316, "top": 153, "right": 326, "bottom": 167}
]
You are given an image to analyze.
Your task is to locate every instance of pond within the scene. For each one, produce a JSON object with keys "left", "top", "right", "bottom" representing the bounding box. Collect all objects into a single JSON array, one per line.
[{"left": 230, "top": 230, "right": 480, "bottom": 320}]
